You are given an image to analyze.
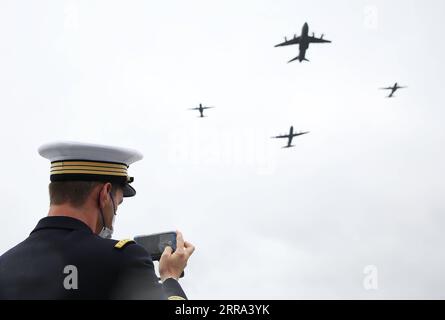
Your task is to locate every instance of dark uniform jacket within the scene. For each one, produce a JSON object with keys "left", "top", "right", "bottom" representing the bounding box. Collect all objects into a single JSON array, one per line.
[{"left": 0, "top": 216, "right": 187, "bottom": 300}]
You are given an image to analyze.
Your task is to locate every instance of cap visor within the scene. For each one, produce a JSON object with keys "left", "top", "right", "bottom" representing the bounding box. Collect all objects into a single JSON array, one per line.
[{"left": 122, "top": 184, "right": 136, "bottom": 197}]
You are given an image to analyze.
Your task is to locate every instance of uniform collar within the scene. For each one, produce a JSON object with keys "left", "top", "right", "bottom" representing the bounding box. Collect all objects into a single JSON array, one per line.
[{"left": 31, "top": 216, "right": 94, "bottom": 234}]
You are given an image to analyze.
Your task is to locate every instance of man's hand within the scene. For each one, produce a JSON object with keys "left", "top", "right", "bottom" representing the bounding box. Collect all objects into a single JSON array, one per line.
[{"left": 159, "top": 230, "right": 195, "bottom": 282}]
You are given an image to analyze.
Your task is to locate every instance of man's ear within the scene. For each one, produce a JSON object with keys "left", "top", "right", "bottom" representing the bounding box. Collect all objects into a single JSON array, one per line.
[{"left": 98, "top": 183, "right": 112, "bottom": 209}]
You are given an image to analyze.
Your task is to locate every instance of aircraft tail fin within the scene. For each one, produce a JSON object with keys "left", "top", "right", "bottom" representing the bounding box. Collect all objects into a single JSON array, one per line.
[{"left": 288, "top": 56, "right": 309, "bottom": 63}]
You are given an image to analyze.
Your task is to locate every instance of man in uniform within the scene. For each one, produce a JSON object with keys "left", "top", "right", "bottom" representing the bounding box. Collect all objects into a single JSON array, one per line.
[{"left": 0, "top": 141, "right": 195, "bottom": 299}]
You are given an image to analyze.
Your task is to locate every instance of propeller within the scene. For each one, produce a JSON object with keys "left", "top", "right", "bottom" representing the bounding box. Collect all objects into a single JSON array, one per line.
[
  {"left": 284, "top": 36, "right": 287, "bottom": 42},
  {"left": 293, "top": 34, "right": 296, "bottom": 39},
  {"left": 321, "top": 34, "right": 324, "bottom": 39},
  {"left": 312, "top": 32, "right": 315, "bottom": 37}
]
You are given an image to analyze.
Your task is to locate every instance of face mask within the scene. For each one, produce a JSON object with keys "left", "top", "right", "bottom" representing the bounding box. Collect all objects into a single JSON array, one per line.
[
  {"left": 98, "top": 192, "right": 117, "bottom": 239},
  {"left": 98, "top": 225, "right": 113, "bottom": 239}
]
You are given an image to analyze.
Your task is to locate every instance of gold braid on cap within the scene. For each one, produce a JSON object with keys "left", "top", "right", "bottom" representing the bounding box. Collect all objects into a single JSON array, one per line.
[{"left": 50, "top": 160, "right": 133, "bottom": 183}]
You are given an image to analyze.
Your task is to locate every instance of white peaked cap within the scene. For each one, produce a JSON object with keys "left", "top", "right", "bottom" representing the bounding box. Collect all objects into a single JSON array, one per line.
[{"left": 38, "top": 141, "right": 143, "bottom": 197}]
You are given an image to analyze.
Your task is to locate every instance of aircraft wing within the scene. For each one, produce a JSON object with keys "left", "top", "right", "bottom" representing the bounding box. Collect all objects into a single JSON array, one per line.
[
  {"left": 274, "top": 37, "right": 301, "bottom": 47},
  {"left": 379, "top": 87, "right": 393, "bottom": 90},
  {"left": 292, "top": 131, "right": 309, "bottom": 137},
  {"left": 272, "top": 134, "right": 291, "bottom": 139},
  {"left": 307, "top": 36, "right": 331, "bottom": 43},
  {"left": 201, "top": 107, "right": 214, "bottom": 110},
  {"left": 188, "top": 107, "right": 200, "bottom": 110}
]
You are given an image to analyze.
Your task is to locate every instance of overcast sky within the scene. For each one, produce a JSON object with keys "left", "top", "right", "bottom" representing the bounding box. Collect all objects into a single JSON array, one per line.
[{"left": 0, "top": 0, "right": 444, "bottom": 299}]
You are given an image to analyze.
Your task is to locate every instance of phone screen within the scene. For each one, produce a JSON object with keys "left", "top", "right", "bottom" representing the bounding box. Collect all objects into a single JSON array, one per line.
[{"left": 134, "top": 232, "right": 177, "bottom": 261}]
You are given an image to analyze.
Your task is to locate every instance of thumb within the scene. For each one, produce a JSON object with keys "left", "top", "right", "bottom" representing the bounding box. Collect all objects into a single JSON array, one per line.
[{"left": 162, "top": 246, "right": 173, "bottom": 257}]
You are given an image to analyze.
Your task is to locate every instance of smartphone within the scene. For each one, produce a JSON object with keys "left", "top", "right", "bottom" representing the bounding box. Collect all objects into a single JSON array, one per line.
[{"left": 134, "top": 231, "right": 177, "bottom": 261}]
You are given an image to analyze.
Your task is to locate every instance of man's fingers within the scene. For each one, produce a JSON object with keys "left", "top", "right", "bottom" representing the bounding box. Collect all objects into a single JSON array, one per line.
[
  {"left": 184, "top": 241, "right": 195, "bottom": 256},
  {"left": 176, "top": 230, "right": 185, "bottom": 249},
  {"left": 173, "top": 231, "right": 194, "bottom": 258},
  {"left": 162, "top": 246, "right": 173, "bottom": 257}
]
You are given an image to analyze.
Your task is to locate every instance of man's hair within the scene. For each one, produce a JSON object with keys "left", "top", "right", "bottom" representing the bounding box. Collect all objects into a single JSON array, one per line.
[{"left": 49, "top": 181, "right": 121, "bottom": 208}]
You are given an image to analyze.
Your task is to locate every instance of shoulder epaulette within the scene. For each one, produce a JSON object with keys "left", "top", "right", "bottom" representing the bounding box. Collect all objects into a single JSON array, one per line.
[
  {"left": 168, "top": 295, "right": 186, "bottom": 300},
  {"left": 114, "top": 239, "right": 135, "bottom": 250}
]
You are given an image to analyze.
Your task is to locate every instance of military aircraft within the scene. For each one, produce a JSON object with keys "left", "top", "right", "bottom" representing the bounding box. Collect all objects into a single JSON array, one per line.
[
  {"left": 380, "top": 82, "right": 407, "bottom": 98},
  {"left": 189, "top": 103, "right": 214, "bottom": 117},
  {"left": 272, "top": 126, "right": 309, "bottom": 148},
  {"left": 274, "top": 22, "right": 331, "bottom": 63}
]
